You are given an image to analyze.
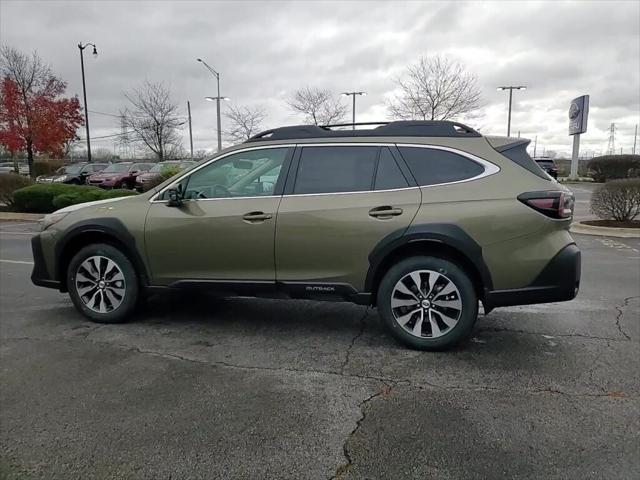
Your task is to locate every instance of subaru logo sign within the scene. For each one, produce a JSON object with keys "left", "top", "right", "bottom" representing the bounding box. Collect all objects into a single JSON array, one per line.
[{"left": 569, "top": 95, "right": 589, "bottom": 135}]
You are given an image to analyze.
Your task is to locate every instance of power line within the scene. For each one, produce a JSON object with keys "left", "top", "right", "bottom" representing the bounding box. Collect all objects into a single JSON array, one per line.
[{"left": 88, "top": 110, "right": 122, "bottom": 118}]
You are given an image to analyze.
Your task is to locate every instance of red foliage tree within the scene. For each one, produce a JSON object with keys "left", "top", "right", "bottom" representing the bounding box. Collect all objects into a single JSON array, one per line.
[{"left": 0, "top": 47, "right": 83, "bottom": 176}]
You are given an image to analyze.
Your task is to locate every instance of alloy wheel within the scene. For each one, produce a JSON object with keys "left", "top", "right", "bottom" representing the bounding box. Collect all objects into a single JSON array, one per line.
[
  {"left": 390, "top": 269, "right": 462, "bottom": 338},
  {"left": 75, "top": 255, "right": 126, "bottom": 313}
]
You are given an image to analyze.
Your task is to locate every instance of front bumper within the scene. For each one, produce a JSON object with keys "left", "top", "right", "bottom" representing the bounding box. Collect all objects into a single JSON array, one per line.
[
  {"left": 485, "top": 243, "right": 581, "bottom": 309},
  {"left": 31, "top": 235, "right": 60, "bottom": 290}
]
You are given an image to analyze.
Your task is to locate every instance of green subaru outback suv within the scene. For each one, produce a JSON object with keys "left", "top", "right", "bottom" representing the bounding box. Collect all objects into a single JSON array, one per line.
[{"left": 31, "top": 121, "right": 580, "bottom": 350}]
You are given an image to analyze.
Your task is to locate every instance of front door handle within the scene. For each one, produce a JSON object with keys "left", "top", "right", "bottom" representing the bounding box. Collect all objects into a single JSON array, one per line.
[
  {"left": 369, "top": 206, "right": 403, "bottom": 218},
  {"left": 242, "top": 211, "right": 273, "bottom": 223}
]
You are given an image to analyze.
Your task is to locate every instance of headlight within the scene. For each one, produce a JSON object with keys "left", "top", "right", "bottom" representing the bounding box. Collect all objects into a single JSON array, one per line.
[
  {"left": 53, "top": 175, "right": 67, "bottom": 182},
  {"left": 41, "top": 212, "right": 69, "bottom": 231}
]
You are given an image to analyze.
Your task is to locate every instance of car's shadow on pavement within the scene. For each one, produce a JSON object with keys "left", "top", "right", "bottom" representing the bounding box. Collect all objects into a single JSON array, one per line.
[
  {"left": 132, "top": 291, "right": 552, "bottom": 367},
  {"left": 25, "top": 291, "right": 595, "bottom": 393}
]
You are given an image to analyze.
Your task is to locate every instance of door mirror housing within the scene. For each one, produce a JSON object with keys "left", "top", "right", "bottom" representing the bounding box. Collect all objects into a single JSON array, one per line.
[{"left": 166, "top": 187, "right": 183, "bottom": 207}]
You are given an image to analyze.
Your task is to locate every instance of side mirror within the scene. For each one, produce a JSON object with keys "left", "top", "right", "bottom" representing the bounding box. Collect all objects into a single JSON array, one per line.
[{"left": 166, "top": 187, "right": 183, "bottom": 207}]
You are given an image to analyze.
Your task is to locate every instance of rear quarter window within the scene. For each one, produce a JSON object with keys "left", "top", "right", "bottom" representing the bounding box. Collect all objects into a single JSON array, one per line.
[
  {"left": 499, "top": 144, "right": 550, "bottom": 180},
  {"left": 398, "top": 147, "right": 484, "bottom": 186}
]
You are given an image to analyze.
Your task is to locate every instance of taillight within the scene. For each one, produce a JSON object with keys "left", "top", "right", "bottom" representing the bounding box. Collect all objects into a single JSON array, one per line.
[{"left": 518, "top": 191, "right": 574, "bottom": 219}]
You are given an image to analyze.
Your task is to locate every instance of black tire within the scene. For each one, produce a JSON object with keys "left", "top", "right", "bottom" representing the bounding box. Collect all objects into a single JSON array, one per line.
[
  {"left": 377, "top": 256, "right": 478, "bottom": 350},
  {"left": 67, "top": 243, "right": 139, "bottom": 323}
]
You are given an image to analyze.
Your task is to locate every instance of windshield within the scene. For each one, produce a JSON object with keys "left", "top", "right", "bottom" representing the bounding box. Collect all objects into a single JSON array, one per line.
[
  {"left": 102, "top": 163, "right": 131, "bottom": 173},
  {"left": 56, "top": 164, "right": 83, "bottom": 175}
]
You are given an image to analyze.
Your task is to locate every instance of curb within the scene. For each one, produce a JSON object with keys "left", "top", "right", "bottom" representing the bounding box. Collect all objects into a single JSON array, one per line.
[
  {"left": 571, "top": 222, "right": 640, "bottom": 238},
  {"left": 0, "top": 212, "right": 44, "bottom": 222}
]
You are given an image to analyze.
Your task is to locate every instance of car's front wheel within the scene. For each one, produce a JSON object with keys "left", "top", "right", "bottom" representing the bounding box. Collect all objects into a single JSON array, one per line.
[
  {"left": 67, "top": 243, "right": 139, "bottom": 323},
  {"left": 377, "top": 256, "right": 478, "bottom": 350}
]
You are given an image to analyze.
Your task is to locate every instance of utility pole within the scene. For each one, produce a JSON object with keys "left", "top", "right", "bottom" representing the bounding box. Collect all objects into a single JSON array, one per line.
[
  {"left": 633, "top": 124, "right": 637, "bottom": 155},
  {"left": 187, "top": 101, "right": 194, "bottom": 159},
  {"left": 607, "top": 123, "right": 616, "bottom": 155},
  {"left": 197, "top": 58, "right": 228, "bottom": 152},
  {"left": 533, "top": 135, "right": 538, "bottom": 158},
  {"left": 497, "top": 86, "right": 526, "bottom": 137},
  {"left": 341, "top": 91, "right": 366, "bottom": 129},
  {"left": 78, "top": 42, "right": 98, "bottom": 161}
]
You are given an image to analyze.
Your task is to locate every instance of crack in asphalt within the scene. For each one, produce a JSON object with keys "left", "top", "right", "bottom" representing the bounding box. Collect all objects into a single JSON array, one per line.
[
  {"left": 476, "top": 326, "right": 629, "bottom": 342},
  {"left": 339, "top": 307, "right": 370, "bottom": 376},
  {"left": 5, "top": 334, "right": 636, "bottom": 479},
  {"left": 329, "top": 381, "right": 396, "bottom": 480},
  {"left": 6, "top": 335, "right": 635, "bottom": 401},
  {"left": 614, "top": 296, "right": 637, "bottom": 340}
]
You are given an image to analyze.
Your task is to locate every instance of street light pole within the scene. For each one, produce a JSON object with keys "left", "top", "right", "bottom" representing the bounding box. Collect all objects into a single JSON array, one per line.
[
  {"left": 341, "top": 91, "right": 366, "bottom": 129},
  {"left": 497, "top": 86, "right": 526, "bottom": 137},
  {"left": 78, "top": 42, "right": 97, "bottom": 161},
  {"left": 197, "top": 58, "right": 225, "bottom": 152}
]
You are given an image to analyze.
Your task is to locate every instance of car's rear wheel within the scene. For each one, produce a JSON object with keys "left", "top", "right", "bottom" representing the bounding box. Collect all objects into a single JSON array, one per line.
[
  {"left": 67, "top": 243, "right": 139, "bottom": 323},
  {"left": 377, "top": 256, "right": 478, "bottom": 350}
]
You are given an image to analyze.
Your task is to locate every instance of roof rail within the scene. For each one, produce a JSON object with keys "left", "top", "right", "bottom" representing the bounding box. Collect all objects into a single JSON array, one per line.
[{"left": 245, "top": 120, "right": 481, "bottom": 142}]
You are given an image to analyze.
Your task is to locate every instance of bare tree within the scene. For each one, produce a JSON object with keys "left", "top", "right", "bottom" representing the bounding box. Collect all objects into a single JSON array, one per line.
[
  {"left": 387, "top": 55, "right": 483, "bottom": 121},
  {"left": 121, "top": 81, "right": 183, "bottom": 160},
  {"left": 288, "top": 87, "right": 347, "bottom": 125},
  {"left": 224, "top": 105, "right": 267, "bottom": 142}
]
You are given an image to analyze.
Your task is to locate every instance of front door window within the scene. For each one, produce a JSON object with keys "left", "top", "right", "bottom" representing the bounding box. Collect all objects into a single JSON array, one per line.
[{"left": 182, "top": 148, "right": 289, "bottom": 199}]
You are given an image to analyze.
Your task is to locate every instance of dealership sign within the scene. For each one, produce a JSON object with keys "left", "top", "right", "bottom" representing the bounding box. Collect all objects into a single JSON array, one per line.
[{"left": 568, "top": 95, "right": 589, "bottom": 135}]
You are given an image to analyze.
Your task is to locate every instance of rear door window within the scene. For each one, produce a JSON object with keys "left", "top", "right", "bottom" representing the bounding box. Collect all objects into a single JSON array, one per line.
[
  {"left": 374, "top": 147, "right": 409, "bottom": 190},
  {"left": 398, "top": 147, "right": 484, "bottom": 186},
  {"left": 293, "top": 146, "right": 378, "bottom": 194}
]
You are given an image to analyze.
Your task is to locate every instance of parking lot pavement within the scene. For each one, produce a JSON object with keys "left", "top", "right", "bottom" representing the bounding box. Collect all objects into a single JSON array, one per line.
[
  {"left": 567, "top": 182, "right": 598, "bottom": 222},
  {"left": 1, "top": 222, "right": 639, "bottom": 479}
]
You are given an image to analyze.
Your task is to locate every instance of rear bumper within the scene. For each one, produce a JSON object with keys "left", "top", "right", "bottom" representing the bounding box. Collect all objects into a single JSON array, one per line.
[
  {"left": 485, "top": 243, "right": 581, "bottom": 309},
  {"left": 31, "top": 235, "right": 60, "bottom": 290}
]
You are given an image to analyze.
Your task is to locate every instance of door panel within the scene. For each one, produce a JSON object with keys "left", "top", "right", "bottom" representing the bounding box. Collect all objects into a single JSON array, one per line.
[
  {"left": 144, "top": 146, "right": 292, "bottom": 285},
  {"left": 275, "top": 188, "right": 420, "bottom": 291},
  {"left": 145, "top": 197, "right": 280, "bottom": 284}
]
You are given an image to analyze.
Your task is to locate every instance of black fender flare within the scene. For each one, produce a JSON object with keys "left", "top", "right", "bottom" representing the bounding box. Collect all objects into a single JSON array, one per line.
[
  {"left": 55, "top": 218, "right": 149, "bottom": 287},
  {"left": 365, "top": 223, "right": 493, "bottom": 296}
]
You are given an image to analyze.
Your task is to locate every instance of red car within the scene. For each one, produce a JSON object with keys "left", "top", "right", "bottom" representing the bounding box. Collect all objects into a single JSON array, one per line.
[
  {"left": 86, "top": 162, "right": 154, "bottom": 189},
  {"left": 135, "top": 160, "right": 196, "bottom": 191}
]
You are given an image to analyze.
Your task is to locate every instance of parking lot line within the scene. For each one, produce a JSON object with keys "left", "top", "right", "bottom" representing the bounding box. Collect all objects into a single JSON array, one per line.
[{"left": 0, "top": 259, "right": 33, "bottom": 265}]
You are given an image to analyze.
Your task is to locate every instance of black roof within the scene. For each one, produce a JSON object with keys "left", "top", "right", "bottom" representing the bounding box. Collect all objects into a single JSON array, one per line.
[{"left": 246, "top": 121, "right": 481, "bottom": 143}]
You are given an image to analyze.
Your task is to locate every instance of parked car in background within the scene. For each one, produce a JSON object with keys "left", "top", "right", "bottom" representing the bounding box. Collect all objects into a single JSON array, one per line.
[
  {"left": 534, "top": 157, "right": 559, "bottom": 179},
  {"left": 36, "top": 163, "right": 109, "bottom": 184},
  {"left": 0, "top": 162, "right": 29, "bottom": 176},
  {"left": 87, "top": 162, "right": 154, "bottom": 189},
  {"left": 135, "top": 160, "right": 196, "bottom": 191}
]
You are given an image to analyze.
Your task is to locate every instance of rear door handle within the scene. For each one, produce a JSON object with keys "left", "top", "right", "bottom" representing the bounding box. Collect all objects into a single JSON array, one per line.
[
  {"left": 242, "top": 211, "right": 273, "bottom": 223},
  {"left": 369, "top": 206, "right": 403, "bottom": 218}
]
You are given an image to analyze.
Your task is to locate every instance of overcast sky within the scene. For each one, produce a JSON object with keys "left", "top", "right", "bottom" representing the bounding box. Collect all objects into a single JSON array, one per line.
[{"left": 1, "top": 0, "right": 639, "bottom": 157}]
